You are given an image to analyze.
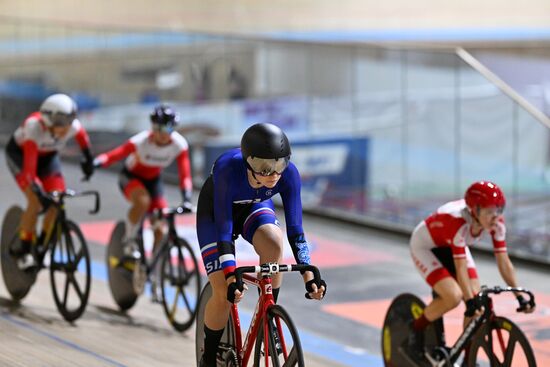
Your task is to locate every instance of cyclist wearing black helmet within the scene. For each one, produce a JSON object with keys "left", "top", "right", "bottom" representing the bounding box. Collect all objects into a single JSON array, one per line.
[
  {"left": 196, "top": 122, "right": 327, "bottom": 367},
  {"left": 93, "top": 104, "right": 193, "bottom": 301}
]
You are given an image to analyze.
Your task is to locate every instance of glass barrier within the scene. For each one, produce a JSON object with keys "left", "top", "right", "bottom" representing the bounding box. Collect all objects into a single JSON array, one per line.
[{"left": 0, "top": 18, "right": 549, "bottom": 262}]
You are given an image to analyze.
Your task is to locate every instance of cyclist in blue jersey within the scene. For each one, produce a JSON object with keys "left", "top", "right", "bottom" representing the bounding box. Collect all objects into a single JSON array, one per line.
[{"left": 197, "top": 123, "right": 327, "bottom": 367}]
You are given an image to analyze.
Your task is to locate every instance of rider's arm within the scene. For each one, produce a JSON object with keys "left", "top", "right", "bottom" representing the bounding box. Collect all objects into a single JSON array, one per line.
[
  {"left": 212, "top": 163, "right": 237, "bottom": 280},
  {"left": 451, "top": 228, "right": 476, "bottom": 301},
  {"left": 19, "top": 140, "right": 39, "bottom": 190},
  {"left": 490, "top": 217, "right": 518, "bottom": 287},
  {"left": 73, "top": 120, "right": 91, "bottom": 151},
  {"left": 495, "top": 252, "right": 518, "bottom": 287},
  {"left": 279, "top": 164, "right": 309, "bottom": 264},
  {"left": 454, "top": 257, "right": 476, "bottom": 301},
  {"left": 176, "top": 147, "right": 193, "bottom": 203},
  {"left": 72, "top": 121, "right": 95, "bottom": 173},
  {"left": 94, "top": 140, "right": 136, "bottom": 167},
  {"left": 279, "top": 164, "right": 319, "bottom": 286}
]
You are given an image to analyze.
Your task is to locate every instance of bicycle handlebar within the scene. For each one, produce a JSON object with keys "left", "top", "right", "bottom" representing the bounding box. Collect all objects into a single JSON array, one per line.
[
  {"left": 477, "top": 286, "right": 536, "bottom": 310},
  {"left": 46, "top": 190, "right": 101, "bottom": 215},
  {"left": 234, "top": 263, "right": 322, "bottom": 293}
]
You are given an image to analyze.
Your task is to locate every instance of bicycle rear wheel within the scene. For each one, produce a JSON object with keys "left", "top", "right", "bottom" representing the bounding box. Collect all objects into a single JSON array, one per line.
[
  {"left": 50, "top": 220, "right": 91, "bottom": 322},
  {"left": 1, "top": 206, "right": 37, "bottom": 301},
  {"left": 466, "top": 316, "right": 536, "bottom": 367},
  {"left": 253, "top": 304, "right": 305, "bottom": 367},
  {"left": 381, "top": 293, "right": 441, "bottom": 367},
  {"left": 106, "top": 221, "right": 139, "bottom": 311},
  {"left": 160, "top": 237, "right": 201, "bottom": 332},
  {"left": 195, "top": 282, "right": 237, "bottom": 366}
]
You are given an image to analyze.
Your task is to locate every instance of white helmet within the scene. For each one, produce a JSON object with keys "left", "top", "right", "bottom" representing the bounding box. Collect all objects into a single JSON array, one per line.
[{"left": 40, "top": 93, "right": 77, "bottom": 127}]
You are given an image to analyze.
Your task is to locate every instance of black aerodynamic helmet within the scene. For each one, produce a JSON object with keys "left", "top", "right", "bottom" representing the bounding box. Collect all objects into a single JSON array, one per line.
[
  {"left": 241, "top": 123, "right": 291, "bottom": 176},
  {"left": 150, "top": 104, "right": 179, "bottom": 127}
]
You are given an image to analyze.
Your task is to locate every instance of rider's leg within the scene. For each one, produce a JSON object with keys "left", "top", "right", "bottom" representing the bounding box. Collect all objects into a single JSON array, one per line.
[
  {"left": 17, "top": 185, "right": 41, "bottom": 253},
  {"left": 462, "top": 250, "right": 481, "bottom": 328},
  {"left": 203, "top": 270, "right": 231, "bottom": 366},
  {"left": 242, "top": 202, "right": 283, "bottom": 301},
  {"left": 35, "top": 172, "right": 66, "bottom": 245},
  {"left": 422, "top": 277, "right": 463, "bottom": 325},
  {"left": 36, "top": 160, "right": 65, "bottom": 245},
  {"left": 252, "top": 224, "right": 284, "bottom": 301},
  {"left": 410, "top": 222, "right": 463, "bottom": 331},
  {"left": 39, "top": 206, "right": 58, "bottom": 244},
  {"left": 149, "top": 195, "right": 168, "bottom": 253},
  {"left": 149, "top": 196, "right": 167, "bottom": 302},
  {"left": 126, "top": 187, "right": 150, "bottom": 240}
]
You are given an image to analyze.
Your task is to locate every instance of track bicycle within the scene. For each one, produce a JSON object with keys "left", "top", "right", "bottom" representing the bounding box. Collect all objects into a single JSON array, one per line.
[
  {"left": 195, "top": 262, "right": 323, "bottom": 367},
  {"left": 1, "top": 189, "right": 100, "bottom": 322},
  {"left": 382, "top": 286, "right": 537, "bottom": 367},
  {"left": 107, "top": 205, "right": 201, "bottom": 331}
]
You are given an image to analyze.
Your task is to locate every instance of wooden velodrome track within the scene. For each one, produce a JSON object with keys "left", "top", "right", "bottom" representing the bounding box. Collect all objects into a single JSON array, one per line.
[{"left": 0, "top": 152, "right": 549, "bottom": 366}]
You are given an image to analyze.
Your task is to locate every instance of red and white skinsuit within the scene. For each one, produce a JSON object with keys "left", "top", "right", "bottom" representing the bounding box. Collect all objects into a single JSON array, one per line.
[
  {"left": 9, "top": 111, "right": 91, "bottom": 192},
  {"left": 95, "top": 130, "right": 192, "bottom": 210},
  {"left": 410, "top": 199, "right": 507, "bottom": 287}
]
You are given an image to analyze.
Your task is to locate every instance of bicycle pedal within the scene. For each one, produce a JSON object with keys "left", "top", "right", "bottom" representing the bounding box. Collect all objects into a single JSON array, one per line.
[{"left": 17, "top": 254, "right": 38, "bottom": 271}]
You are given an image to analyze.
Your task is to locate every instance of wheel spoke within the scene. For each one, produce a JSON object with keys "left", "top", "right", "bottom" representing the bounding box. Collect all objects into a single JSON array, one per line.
[
  {"left": 170, "top": 286, "right": 181, "bottom": 319},
  {"left": 503, "top": 335, "right": 518, "bottom": 365},
  {"left": 70, "top": 275, "right": 85, "bottom": 302},
  {"left": 283, "top": 348, "right": 298, "bottom": 367},
  {"left": 62, "top": 235, "right": 73, "bottom": 263},
  {"left": 74, "top": 248, "right": 84, "bottom": 267},
  {"left": 181, "top": 288, "right": 193, "bottom": 313},
  {"left": 62, "top": 274, "right": 70, "bottom": 308},
  {"left": 176, "top": 247, "right": 185, "bottom": 279}
]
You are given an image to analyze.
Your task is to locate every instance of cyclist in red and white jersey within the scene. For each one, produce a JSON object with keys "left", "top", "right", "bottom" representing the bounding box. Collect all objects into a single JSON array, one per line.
[
  {"left": 93, "top": 105, "right": 192, "bottom": 299},
  {"left": 5, "top": 94, "right": 95, "bottom": 269},
  {"left": 406, "top": 181, "right": 535, "bottom": 360}
]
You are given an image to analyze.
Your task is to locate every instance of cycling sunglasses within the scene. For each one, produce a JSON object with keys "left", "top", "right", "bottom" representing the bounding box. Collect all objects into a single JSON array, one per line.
[
  {"left": 480, "top": 206, "right": 505, "bottom": 216},
  {"left": 246, "top": 156, "right": 290, "bottom": 176},
  {"left": 50, "top": 112, "right": 76, "bottom": 127},
  {"left": 151, "top": 123, "right": 175, "bottom": 134}
]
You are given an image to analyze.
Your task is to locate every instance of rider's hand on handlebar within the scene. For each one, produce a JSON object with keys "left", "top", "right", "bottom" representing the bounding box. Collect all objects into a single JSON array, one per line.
[
  {"left": 305, "top": 276, "right": 327, "bottom": 301},
  {"left": 180, "top": 200, "right": 193, "bottom": 213},
  {"left": 516, "top": 295, "right": 535, "bottom": 313},
  {"left": 227, "top": 279, "right": 248, "bottom": 304},
  {"left": 80, "top": 156, "right": 95, "bottom": 179},
  {"left": 464, "top": 297, "right": 483, "bottom": 317}
]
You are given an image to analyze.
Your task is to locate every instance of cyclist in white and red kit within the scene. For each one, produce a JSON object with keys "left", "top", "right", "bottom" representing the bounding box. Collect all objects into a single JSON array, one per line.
[
  {"left": 405, "top": 181, "right": 535, "bottom": 361},
  {"left": 93, "top": 105, "right": 192, "bottom": 299},
  {"left": 5, "top": 93, "right": 95, "bottom": 269}
]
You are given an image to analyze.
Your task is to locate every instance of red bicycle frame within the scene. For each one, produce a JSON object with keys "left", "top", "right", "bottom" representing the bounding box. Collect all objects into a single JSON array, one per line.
[
  {"left": 231, "top": 273, "right": 276, "bottom": 366},
  {"left": 226, "top": 263, "right": 322, "bottom": 366}
]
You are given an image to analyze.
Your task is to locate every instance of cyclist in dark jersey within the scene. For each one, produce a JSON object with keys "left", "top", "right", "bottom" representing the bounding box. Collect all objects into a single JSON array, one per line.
[{"left": 197, "top": 123, "right": 327, "bottom": 367}]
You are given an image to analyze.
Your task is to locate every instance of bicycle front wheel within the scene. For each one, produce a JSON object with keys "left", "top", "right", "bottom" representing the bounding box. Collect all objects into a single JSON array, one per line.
[
  {"left": 466, "top": 316, "right": 536, "bottom": 367},
  {"left": 253, "top": 304, "right": 305, "bottom": 367},
  {"left": 160, "top": 237, "right": 201, "bottom": 332},
  {"left": 49, "top": 220, "right": 91, "bottom": 322}
]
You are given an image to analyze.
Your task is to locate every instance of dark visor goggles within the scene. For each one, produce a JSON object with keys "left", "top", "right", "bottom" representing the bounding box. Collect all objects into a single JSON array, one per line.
[
  {"left": 50, "top": 112, "right": 76, "bottom": 127},
  {"left": 246, "top": 156, "right": 290, "bottom": 176},
  {"left": 152, "top": 123, "right": 175, "bottom": 134}
]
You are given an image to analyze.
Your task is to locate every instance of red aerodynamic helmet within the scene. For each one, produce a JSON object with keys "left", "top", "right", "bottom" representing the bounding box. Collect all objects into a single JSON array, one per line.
[{"left": 465, "top": 181, "right": 506, "bottom": 210}]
